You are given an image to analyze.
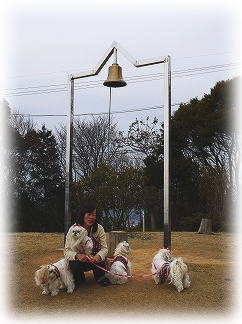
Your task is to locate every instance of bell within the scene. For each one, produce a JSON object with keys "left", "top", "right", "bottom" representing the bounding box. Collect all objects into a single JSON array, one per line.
[{"left": 103, "top": 63, "right": 127, "bottom": 88}]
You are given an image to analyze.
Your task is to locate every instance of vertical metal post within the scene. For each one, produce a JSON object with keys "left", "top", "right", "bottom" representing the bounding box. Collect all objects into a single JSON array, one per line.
[
  {"left": 107, "top": 87, "right": 112, "bottom": 161},
  {"left": 142, "top": 209, "right": 145, "bottom": 232},
  {"left": 114, "top": 48, "right": 117, "bottom": 64},
  {"left": 163, "top": 56, "right": 171, "bottom": 249},
  {"left": 64, "top": 76, "right": 74, "bottom": 239}
]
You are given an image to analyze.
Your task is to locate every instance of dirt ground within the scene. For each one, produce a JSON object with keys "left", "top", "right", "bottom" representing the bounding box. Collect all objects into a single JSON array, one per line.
[{"left": 6, "top": 231, "right": 238, "bottom": 319}]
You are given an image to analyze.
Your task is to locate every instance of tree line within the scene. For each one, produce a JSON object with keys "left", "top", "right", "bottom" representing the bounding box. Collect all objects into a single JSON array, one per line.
[{"left": 2, "top": 77, "right": 239, "bottom": 232}]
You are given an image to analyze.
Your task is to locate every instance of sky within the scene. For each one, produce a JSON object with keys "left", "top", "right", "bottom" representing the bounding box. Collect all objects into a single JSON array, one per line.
[{"left": 0, "top": 0, "right": 241, "bottom": 135}]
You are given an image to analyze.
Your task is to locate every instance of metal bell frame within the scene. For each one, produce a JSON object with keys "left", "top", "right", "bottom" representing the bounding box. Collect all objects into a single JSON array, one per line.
[{"left": 65, "top": 41, "right": 171, "bottom": 249}]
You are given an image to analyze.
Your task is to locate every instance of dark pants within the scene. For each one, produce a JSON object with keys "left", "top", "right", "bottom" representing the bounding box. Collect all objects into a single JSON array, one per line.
[{"left": 69, "top": 260, "right": 107, "bottom": 285}]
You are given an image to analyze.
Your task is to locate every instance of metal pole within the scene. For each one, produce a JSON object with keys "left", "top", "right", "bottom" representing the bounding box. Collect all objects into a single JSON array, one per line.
[
  {"left": 64, "top": 76, "right": 74, "bottom": 239},
  {"left": 107, "top": 87, "right": 112, "bottom": 161},
  {"left": 114, "top": 48, "right": 117, "bottom": 64},
  {"left": 142, "top": 209, "right": 145, "bottom": 232},
  {"left": 163, "top": 56, "right": 171, "bottom": 249}
]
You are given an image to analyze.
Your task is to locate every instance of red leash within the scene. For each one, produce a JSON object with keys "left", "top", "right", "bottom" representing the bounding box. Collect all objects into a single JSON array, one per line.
[
  {"left": 90, "top": 261, "right": 155, "bottom": 279},
  {"left": 92, "top": 262, "right": 133, "bottom": 278},
  {"left": 89, "top": 247, "right": 171, "bottom": 279}
]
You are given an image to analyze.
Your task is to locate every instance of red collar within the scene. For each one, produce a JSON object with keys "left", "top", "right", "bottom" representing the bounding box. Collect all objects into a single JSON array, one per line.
[
  {"left": 160, "top": 262, "right": 170, "bottom": 280},
  {"left": 113, "top": 255, "right": 128, "bottom": 270}
]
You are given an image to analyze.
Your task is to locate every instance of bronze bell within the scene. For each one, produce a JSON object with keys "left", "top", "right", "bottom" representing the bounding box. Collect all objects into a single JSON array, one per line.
[{"left": 103, "top": 63, "right": 127, "bottom": 88}]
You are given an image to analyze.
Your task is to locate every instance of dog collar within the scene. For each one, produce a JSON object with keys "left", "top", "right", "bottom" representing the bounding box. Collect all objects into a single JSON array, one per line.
[
  {"left": 160, "top": 262, "right": 170, "bottom": 280},
  {"left": 113, "top": 255, "right": 128, "bottom": 270}
]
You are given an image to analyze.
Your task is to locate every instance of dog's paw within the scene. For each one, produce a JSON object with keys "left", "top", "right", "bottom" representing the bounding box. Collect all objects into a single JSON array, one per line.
[
  {"left": 183, "top": 277, "right": 191, "bottom": 288},
  {"left": 153, "top": 276, "right": 160, "bottom": 285},
  {"left": 42, "top": 291, "right": 48, "bottom": 295},
  {"left": 183, "top": 282, "right": 190, "bottom": 289},
  {"left": 176, "top": 285, "right": 184, "bottom": 292},
  {"left": 50, "top": 291, "right": 58, "bottom": 296},
  {"left": 67, "top": 288, "right": 74, "bottom": 293}
]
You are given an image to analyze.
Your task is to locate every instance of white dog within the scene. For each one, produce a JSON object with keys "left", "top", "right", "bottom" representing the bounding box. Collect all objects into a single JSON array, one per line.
[
  {"left": 34, "top": 258, "right": 75, "bottom": 296},
  {"left": 151, "top": 248, "right": 190, "bottom": 292},
  {"left": 70, "top": 223, "right": 93, "bottom": 254},
  {"left": 106, "top": 241, "right": 132, "bottom": 285}
]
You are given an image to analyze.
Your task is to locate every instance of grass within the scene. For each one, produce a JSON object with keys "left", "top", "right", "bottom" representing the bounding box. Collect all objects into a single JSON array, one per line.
[{"left": 6, "top": 231, "right": 238, "bottom": 319}]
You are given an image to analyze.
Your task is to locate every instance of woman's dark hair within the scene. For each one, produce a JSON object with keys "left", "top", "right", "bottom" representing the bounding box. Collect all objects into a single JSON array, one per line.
[{"left": 77, "top": 203, "right": 98, "bottom": 233}]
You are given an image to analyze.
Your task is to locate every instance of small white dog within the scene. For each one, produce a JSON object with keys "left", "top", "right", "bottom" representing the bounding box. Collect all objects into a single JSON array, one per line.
[
  {"left": 106, "top": 241, "right": 132, "bottom": 285},
  {"left": 151, "top": 248, "right": 190, "bottom": 292},
  {"left": 34, "top": 258, "right": 75, "bottom": 296},
  {"left": 70, "top": 223, "right": 93, "bottom": 254}
]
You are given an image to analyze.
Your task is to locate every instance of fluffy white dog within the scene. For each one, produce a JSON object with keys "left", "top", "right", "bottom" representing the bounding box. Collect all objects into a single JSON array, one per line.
[
  {"left": 70, "top": 223, "right": 93, "bottom": 254},
  {"left": 105, "top": 241, "right": 132, "bottom": 285},
  {"left": 151, "top": 248, "right": 191, "bottom": 292},
  {"left": 34, "top": 258, "right": 75, "bottom": 296}
]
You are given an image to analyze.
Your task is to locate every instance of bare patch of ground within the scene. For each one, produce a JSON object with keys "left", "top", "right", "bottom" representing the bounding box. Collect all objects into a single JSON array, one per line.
[{"left": 6, "top": 232, "right": 238, "bottom": 318}]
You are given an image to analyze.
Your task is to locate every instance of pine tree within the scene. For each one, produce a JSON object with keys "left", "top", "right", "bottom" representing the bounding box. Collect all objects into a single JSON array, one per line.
[{"left": 12, "top": 125, "right": 64, "bottom": 232}]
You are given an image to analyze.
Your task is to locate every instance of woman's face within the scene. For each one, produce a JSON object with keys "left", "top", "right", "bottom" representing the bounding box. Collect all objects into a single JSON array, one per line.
[{"left": 83, "top": 209, "right": 96, "bottom": 228}]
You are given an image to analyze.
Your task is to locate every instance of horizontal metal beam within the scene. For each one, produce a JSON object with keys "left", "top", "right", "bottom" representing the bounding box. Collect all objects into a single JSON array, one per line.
[
  {"left": 136, "top": 57, "right": 166, "bottom": 67},
  {"left": 71, "top": 44, "right": 115, "bottom": 79},
  {"left": 70, "top": 70, "right": 96, "bottom": 80},
  {"left": 70, "top": 41, "right": 167, "bottom": 80},
  {"left": 114, "top": 41, "right": 166, "bottom": 67},
  {"left": 112, "top": 41, "right": 137, "bottom": 66}
]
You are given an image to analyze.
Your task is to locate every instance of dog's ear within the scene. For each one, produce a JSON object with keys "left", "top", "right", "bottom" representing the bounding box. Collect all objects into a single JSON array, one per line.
[
  {"left": 121, "top": 242, "right": 130, "bottom": 254},
  {"left": 177, "top": 257, "right": 183, "bottom": 263},
  {"left": 72, "top": 229, "right": 88, "bottom": 247},
  {"left": 37, "top": 265, "right": 49, "bottom": 284},
  {"left": 162, "top": 249, "right": 171, "bottom": 261},
  {"left": 166, "top": 251, "right": 172, "bottom": 260}
]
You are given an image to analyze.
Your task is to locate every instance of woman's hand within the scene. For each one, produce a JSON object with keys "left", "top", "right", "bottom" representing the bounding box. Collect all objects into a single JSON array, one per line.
[
  {"left": 76, "top": 254, "right": 94, "bottom": 262},
  {"left": 92, "top": 254, "right": 101, "bottom": 263},
  {"left": 78, "top": 244, "right": 86, "bottom": 254}
]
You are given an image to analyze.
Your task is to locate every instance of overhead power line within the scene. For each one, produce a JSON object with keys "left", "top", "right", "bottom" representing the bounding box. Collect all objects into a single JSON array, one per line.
[
  {"left": 3, "top": 62, "right": 240, "bottom": 97},
  {"left": 6, "top": 51, "right": 234, "bottom": 79},
  {"left": 11, "top": 102, "right": 184, "bottom": 118},
  {"left": 4, "top": 62, "right": 238, "bottom": 91}
]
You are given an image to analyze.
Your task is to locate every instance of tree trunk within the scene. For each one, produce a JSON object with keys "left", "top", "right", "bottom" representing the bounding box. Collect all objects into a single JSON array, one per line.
[
  {"left": 106, "top": 231, "right": 128, "bottom": 257},
  {"left": 198, "top": 218, "right": 212, "bottom": 234},
  {"left": 150, "top": 212, "right": 156, "bottom": 230}
]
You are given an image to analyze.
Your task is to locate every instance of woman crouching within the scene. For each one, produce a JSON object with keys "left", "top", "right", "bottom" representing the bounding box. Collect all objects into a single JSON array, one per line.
[{"left": 64, "top": 204, "right": 110, "bottom": 287}]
